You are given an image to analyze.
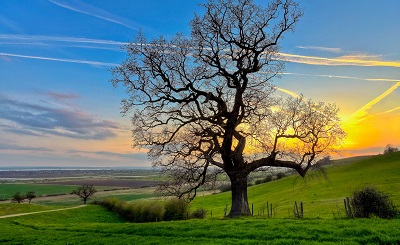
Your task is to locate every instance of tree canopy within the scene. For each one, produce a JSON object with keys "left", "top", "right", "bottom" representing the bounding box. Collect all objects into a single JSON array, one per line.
[{"left": 111, "top": 0, "right": 346, "bottom": 217}]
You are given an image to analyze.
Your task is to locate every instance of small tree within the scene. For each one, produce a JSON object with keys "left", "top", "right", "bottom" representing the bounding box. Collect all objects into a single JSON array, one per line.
[
  {"left": 11, "top": 192, "right": 25, "bottom": 203},
  {"left": 25, "top": 191, "right": 36, "bottom": 204},
  {"left": 72, "top": 185, "right": 97, "bottom": 204},
  {"left": 384, "top": 144, "right": 399, "bottom": 154}
]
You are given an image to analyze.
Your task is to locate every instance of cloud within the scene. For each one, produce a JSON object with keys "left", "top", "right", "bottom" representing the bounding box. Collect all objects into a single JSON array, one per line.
[
  {"left": 0, "top": 52, "right": 118, "bottom": 67},
  {"left": 0, "top": 15, "right": 22, "bottom": 33},
  {"left": 296, "top": 46, "right": 343, "bottom": 53},
  {"left": 68, "top": 150, "right": 148, "bottom": 160},
  {"left": 48, "top": 0, "right": 141, "bottom": 30},
  {"left": 0, "top": 142, "right": 52, "bottom": 152},
  {"left": 0, "top": 96, "right": 119, "bottom": 140},
  {"left": 277, "top": 52, "right": 400, "bottom": 68},
  {"left": 46, "top": 91, "right": 80, "bottom": 101}
]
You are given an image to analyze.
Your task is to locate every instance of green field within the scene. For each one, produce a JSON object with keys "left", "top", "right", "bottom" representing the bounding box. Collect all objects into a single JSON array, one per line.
[
  {"left": 0, "top": 183, "right": 79, "bottom": 199},
  {"left": 0, "top": 205, "right": 399, "bottom": 244},
  {"left": 192, "top": 152, "right": 400, "bottom": 218}
]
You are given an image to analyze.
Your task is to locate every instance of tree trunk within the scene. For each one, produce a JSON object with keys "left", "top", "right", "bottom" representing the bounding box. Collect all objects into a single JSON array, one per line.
[{"left": 228, "top": 172, "right": 251, "bottom": 217}]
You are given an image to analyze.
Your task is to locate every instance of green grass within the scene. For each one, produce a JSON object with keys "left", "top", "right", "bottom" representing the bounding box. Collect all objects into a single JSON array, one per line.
[
  {"left": 192, "top": 152, "right": 400, "bottom": 218},
  {"left": 0, "top": 203, "right": 60, "bottom": 216},
  {"left": 0, "top": 205, "right": 399, "bottom": 244}
]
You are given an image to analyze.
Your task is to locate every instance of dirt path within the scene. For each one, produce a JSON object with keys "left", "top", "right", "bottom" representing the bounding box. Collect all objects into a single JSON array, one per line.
[{"left": 0, "top": 205, "right": 86, "bottom": 219}]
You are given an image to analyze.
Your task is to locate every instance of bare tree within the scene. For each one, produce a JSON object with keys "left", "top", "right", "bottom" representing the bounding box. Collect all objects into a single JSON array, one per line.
[
  {"left": 111, "top": 0, "right": 346, "bottom": 217},
  {"left": 72, "top": 185, "right": 97, "bottom": 204},
  {"left": 26, "top": 191, "right": 36, "bottom": 204}
]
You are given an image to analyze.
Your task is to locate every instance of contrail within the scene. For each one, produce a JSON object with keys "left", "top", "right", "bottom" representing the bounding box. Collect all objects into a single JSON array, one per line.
[
  {"left": 283, "top": 72, "right": 400, "bottom": 83},
  {"left": 275, "top": 87, "right": 301, "bottom": 98},
  {"left": 347, "top": 82, "right": 400, "bottom": 121},
  {"left": 0, "top": 52, "right": 118, "bottom": 67},
  {"left": 48, "top": 0, "right": 140, "bottom": 30},
  {"left": 0, "top": 34, "right": 127, "bottom": 46},
  {"left": 277, "top": 52, "right": 400, "bottom": 68}
]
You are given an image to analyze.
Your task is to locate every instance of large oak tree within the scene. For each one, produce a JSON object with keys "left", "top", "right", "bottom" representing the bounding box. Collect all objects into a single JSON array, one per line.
[{"left": 111, "top": 0, "right": 346, "bottom": 217}]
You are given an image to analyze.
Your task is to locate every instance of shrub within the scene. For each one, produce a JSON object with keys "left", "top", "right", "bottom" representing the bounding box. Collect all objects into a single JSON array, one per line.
[
  {"left": 163, "top": 198, "right": 189, "bottom": 221},
  {"left": 96, "top": 198, "right": 165, "bottom": 223},
  {"left": 276, "top": 172, "right": 286, "bottom": 179},
  {"left": 255, "top": 175, "right": 273, "bottom": 185},
  {"left": 351, "top": 186, "right": 398, "bottom": 219},
  {"left": 11, "top": 192, "right": 25, "bottom": 203},
  {"left": 191, "top": 208, "right": 207, "bottom": 219},
  {"left": 219, "top": 183, "right": 231, "bottom": 192}
]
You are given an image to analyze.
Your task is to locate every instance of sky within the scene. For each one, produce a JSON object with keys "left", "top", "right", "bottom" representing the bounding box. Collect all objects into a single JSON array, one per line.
[{"left": 0, "top": 0, "right": 399, "bottom": 168}]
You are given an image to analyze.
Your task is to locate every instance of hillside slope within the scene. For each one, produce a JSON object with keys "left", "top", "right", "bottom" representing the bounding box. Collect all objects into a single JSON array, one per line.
[{"left": 192, "top": 152, "right": 400, "bottom": 218}]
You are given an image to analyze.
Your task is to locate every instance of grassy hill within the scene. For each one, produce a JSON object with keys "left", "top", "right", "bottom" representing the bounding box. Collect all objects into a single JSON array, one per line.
[{"left": 191, "top": 152, "right": 400, "bottom": 218}]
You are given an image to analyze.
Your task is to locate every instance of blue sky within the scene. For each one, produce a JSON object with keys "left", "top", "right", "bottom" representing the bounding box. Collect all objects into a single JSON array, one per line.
[{"left": 0, "top": 0, "right": 399, "bottom": 167}]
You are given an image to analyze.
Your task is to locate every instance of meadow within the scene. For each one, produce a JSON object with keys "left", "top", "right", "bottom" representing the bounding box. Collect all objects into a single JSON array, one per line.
[
  {"left": 0, "top": 152, "right": 399, "bottom": 244},
  {"left": 0, "top": 205, "right": 399, "bottom": 244}
]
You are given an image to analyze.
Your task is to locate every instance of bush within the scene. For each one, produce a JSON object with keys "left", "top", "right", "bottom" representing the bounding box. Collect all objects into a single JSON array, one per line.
[
  {"left": 191, "top": 208, "right": 207, "bottom": 219},
  {"left": 276, "top": 172, "right": 286, "bottom": 179},
  {"left": 96, "top": 198, "right": 191, "bottom": 222},
  {"left": 255, "top": 175, "right": 273, "bottom": 185},
  {"left": 219, "top": 183, "right": 231, "bottom": 192},
  {"left": 11, "top": 192, "right": 25, "bottom": 203},
  {"left": 351, "top": 186, "right": 398, "bottom": 219},
  {"left": 163, "top": 198, "right": 189, "bottom": 221}
]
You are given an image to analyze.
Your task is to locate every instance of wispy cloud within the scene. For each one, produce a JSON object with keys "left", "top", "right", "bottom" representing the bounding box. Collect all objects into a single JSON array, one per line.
[
  {"left": 296, "top": 46, "right": 343, "bottom": 53},
  {"left": 0, "top": 52, "right": 118, "bottom": 67},
  {"left": 0, "top": 15, "right": 22, "bottom": 33},
  {"left": 0, "top": 96, "right": 119, "bottom": 140},
  {"left": 277, "top": 52, "right": 400, "bottom": 68},
  {"left": 68, "top": 150, "right": 148, "bottom": 160},
  {"left": 46, "top": 91, "right": 80, "bottom": 101},
  {"left": 49, "top": 0, "right": 141, "bottom": 30},
  {"left": 0, "top": 142, "right": 52, "bottom": 152}
]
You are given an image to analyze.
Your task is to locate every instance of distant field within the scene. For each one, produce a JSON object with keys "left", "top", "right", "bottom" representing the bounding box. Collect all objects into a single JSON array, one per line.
[
  {"left": 0, "top": 205, "right": 399, "bottom": 244},
  {"left": 0, "top": 183, "right": 78, "bottom": 199}
]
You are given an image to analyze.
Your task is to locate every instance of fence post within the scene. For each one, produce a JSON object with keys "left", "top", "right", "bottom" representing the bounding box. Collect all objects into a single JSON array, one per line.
[
  {"left": 300, "top": 202, "right": 304, "bottom": 218},
  {"left": 224, "top": 204, "right": 228, "bottom": 217}
]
